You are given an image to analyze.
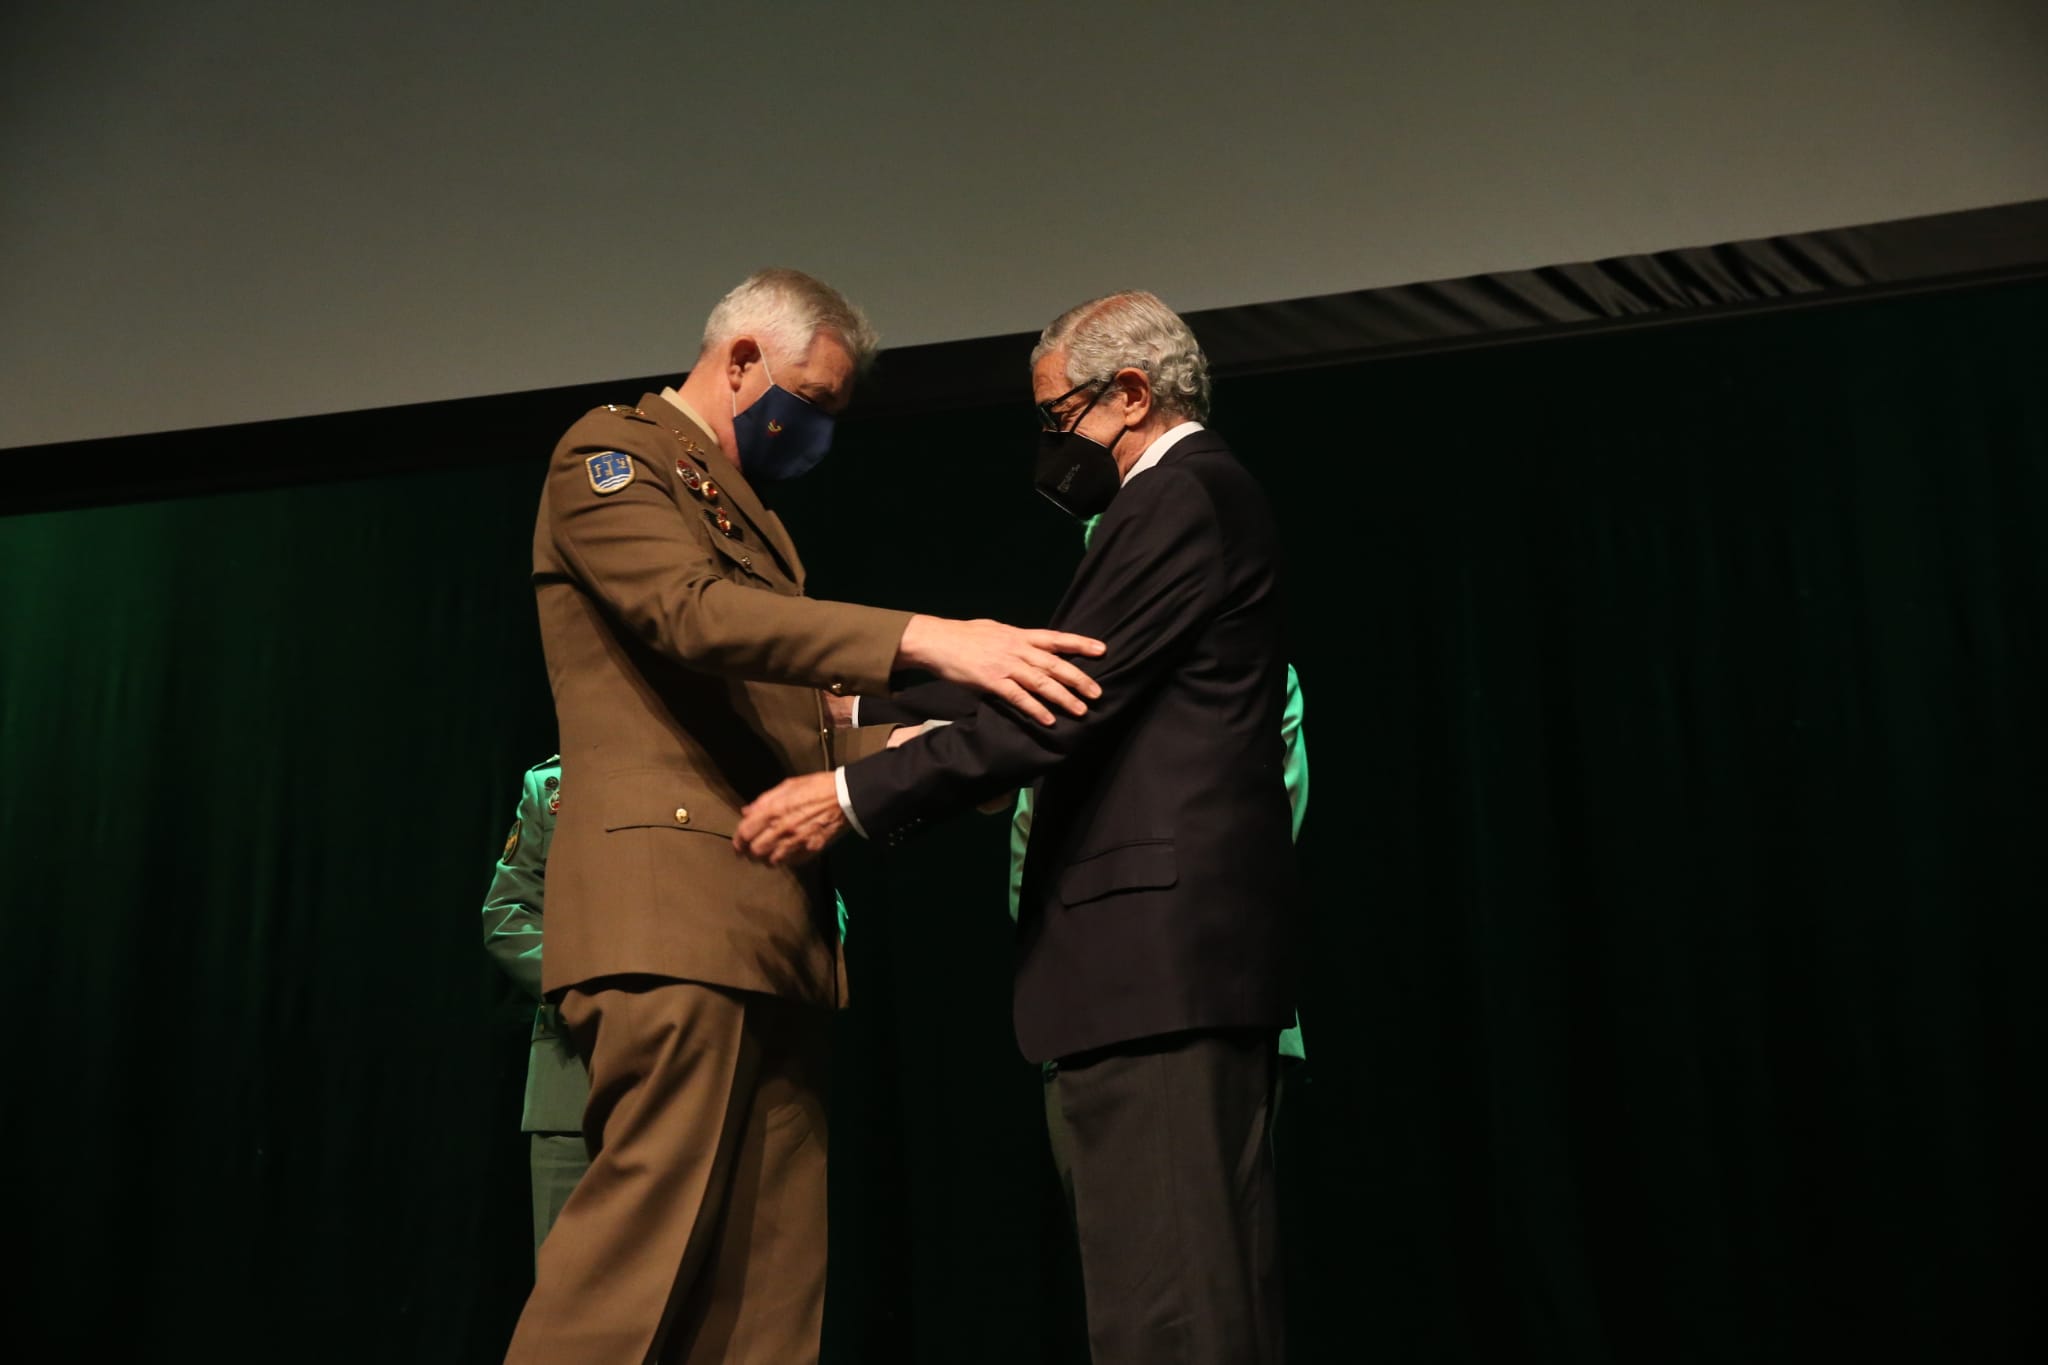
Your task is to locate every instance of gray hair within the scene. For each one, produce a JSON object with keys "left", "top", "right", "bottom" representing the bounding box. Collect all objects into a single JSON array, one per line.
[
  {"left": 700, "top": 267, "right": 881, "bottom": 374},
  {"left": 1031, "top": 290, "right": 1210, "bottom": 422}
]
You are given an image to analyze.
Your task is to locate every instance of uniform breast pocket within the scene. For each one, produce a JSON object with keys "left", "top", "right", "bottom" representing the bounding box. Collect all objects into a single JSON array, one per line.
[
  {"left": 1057, "top": 839, "right": 1178, "bottom": 906},
  {"left": 600, "top": 767, "right": 742, "bottom": 839},
  {"left": 699, "top": 510, "right": 779, "bottom": 585}
]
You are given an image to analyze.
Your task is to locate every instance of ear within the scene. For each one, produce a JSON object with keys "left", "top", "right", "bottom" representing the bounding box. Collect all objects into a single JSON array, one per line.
[
  {"left": 725, "top": 337, "right": 763, "bottom": 391},
  {"left": 1114, "top": 366, "right": 1153, "bottom": 428}
]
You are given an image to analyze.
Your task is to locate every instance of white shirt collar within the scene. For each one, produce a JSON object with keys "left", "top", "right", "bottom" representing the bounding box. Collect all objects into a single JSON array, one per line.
[{"left": 1121, "top": 420, "right": 1204, "bottom": 485}]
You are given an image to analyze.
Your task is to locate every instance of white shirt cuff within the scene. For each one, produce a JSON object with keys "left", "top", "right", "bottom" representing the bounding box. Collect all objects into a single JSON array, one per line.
[
  {"left": 834, "top": 766, "right": 868, "bottom": 839},
  {"left": 850, "top": 696, "right": 861, "bottom": 726}
]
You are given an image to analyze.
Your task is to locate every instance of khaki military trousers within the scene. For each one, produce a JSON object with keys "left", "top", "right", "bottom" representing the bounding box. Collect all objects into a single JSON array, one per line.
[{"left": 504, "top": 976, "right": 831, "bottom": 1365}]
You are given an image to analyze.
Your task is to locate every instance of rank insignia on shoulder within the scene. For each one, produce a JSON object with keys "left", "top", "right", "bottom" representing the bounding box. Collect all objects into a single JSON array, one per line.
[
  {"left": 586, "top": 450, "right": 635, "bottom": 494},
  {"left": 503, "top": 819, "right": 523, "bottom": 862},
  {"left": 600, "top": 403, "right": 642, "bottom": 417}
]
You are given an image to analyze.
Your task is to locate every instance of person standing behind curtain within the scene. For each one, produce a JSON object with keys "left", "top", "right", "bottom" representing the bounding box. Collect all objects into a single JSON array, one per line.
[{"left": 480, "top": 755, "right": 591, "bottom": 1262}]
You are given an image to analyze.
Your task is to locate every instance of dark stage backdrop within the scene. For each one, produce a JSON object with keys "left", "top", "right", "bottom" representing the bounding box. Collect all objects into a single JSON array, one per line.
[{"left": 5, "top": 280, "right": 2045, "bottom": 1363}]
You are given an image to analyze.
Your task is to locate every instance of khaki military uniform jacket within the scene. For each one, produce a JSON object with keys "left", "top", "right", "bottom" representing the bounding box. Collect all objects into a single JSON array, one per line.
[{"left": 532, "top": 394, "right": 910, "bottom": 1005}]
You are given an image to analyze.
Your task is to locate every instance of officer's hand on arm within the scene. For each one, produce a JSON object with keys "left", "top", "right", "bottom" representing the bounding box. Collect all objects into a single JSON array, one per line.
[
  {"left": 894, "top": 616, "right": 1105, "bottom": 726},
  {"left": 734, "top": 772, "right": 846, "bottom": 867}
]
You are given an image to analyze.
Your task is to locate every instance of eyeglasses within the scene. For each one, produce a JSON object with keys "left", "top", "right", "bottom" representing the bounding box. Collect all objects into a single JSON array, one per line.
[{"left": 1035, "top": 377, "right": 1111, "bottom": 433}]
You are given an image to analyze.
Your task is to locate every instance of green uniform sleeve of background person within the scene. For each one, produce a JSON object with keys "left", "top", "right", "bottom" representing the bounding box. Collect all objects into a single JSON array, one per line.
[
  {"left": 481, "top": 765, "right": 558, "bottom": 1001},
  {"left": 1007, "top": 786, "right": 1035, "bottom": 923},
  {"left": 1281, "top": 664, "right": 1309, "bottom": 839},
  {"left": 1277, "top": 664, "right": 1308, "bottom": 1061}
]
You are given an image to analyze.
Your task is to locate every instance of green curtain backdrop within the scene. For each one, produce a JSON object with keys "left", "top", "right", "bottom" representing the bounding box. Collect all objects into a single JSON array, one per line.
[{"left": 4, "top": 279, "right": 2044, "bottom": 1363}]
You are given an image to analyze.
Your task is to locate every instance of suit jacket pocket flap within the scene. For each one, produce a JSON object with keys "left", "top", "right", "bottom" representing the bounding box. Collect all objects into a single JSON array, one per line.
[
  {"left": 1058, "top": 839, "right": 1178, "bottom": 906},
  {"left": 601, "top": 767, "right": 740, "bottom": 838}
]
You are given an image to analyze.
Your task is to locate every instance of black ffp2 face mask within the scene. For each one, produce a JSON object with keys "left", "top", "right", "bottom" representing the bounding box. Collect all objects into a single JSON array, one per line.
[
  {"left": 1034, "top": 427, "right": 1123, "bottom": 520},
  {"left": 1034, "top": 380, "right": 1126, "bottom": 520}
]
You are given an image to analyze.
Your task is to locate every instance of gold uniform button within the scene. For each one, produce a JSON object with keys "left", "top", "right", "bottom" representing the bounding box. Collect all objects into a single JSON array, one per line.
[
  {"left": 674, "top": 807, "right": 691, "bottom": 826},
  {"left": 828, "top": 680, "right": 847, "bottom": 697}
]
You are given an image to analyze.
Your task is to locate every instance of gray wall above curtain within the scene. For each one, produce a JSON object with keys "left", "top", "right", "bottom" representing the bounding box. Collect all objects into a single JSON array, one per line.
[{"left": 4, "top": 0, "right": 2047, "bottom": 450}]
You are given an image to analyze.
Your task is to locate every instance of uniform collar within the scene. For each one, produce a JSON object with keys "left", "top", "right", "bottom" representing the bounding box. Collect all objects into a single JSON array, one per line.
[
  {"left": 657, "top": 387, "right": 715, "bottom": 448},
  {"left": 639, "top": 392, "right": 804, "bottom": 583}
]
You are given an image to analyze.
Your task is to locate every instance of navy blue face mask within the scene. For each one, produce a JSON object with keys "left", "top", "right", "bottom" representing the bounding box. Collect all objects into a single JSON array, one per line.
[{"left": 731, "top": 357, "right": 835, "bottom": 483}]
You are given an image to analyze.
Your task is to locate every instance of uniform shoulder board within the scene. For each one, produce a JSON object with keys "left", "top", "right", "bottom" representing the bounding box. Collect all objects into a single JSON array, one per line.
[{"left": 599, "top": 403, "right": 647, "bottom": 419}]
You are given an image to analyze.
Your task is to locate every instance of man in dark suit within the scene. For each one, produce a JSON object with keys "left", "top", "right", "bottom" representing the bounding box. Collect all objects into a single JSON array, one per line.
[{"left": 738, "top": 290, "right": 1297, "bottom": 1365}]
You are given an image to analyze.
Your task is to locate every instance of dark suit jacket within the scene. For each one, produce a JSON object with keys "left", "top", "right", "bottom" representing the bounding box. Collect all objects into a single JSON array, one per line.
[{"left": 843, "top": 430, "right": 1298, "bottom": 1061}]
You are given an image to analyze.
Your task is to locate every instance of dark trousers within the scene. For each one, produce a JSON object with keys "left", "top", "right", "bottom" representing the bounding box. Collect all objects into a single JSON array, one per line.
[
  {"left": 504, "top": 978, "right": 831, "bottom": 1365},
  {"left": 1044, "top": 1029, "right": 1285, "bottom": 1365}
]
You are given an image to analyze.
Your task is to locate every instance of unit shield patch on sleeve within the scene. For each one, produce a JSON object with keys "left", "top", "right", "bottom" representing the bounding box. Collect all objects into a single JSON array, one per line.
[{"left": 585, "top": 450, "right": 636, "bottom": 494}]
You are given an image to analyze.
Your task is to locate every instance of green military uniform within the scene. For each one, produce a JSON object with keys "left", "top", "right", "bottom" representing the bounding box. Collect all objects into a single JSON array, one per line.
[
  {"left": 1012, "top": 514, "right": 1311, "bottom": 1209},
  {"left": 480, "top": 756, "right": 590, "bottom": 1259}
]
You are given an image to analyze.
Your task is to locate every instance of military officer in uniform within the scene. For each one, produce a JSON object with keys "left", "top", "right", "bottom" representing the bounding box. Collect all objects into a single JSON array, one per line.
[
  {"left": 480, "top": 755, "right": 590, "bottom": 1259},
  {"left": 503, "top": 268, "right": 1107, "bottom": 1365}
]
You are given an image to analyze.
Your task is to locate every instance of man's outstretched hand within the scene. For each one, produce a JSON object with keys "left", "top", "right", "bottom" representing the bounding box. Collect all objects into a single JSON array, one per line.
[
  {"left": 734, "top": 772, "right": 847, "bottom": 867},
  {"left": 896, "top": 615, "right": 1104, "bottom": 725}
]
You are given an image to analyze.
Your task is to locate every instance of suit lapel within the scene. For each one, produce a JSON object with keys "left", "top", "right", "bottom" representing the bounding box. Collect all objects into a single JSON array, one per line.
[
  {"left": 638, "top": 393, "right": 804, "bottom": 582},
  {"left": 1047, "top": 431, "right": 1235, "bottom": 629}
]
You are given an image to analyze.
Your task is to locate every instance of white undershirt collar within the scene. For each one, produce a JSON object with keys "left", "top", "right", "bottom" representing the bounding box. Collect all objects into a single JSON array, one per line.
[{"left": 1121, "top": 420, "right": 1204, "bottom": 485}]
